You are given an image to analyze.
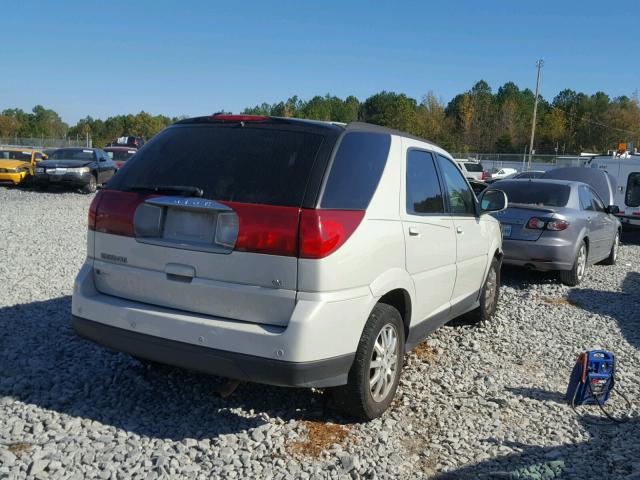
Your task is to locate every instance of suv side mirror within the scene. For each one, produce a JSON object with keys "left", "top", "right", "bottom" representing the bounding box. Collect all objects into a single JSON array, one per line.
[
  {"left": 606, "top": 205, "right": 620, "bottom": 215},
  {"left": 479, "top": 189, "right": 508, "bottom": 214}
]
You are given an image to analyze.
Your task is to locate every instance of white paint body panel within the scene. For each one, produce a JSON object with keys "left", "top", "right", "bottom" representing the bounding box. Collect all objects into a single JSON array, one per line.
[{"left": 73, "top": 131, "right": 502, "bottom": 370}]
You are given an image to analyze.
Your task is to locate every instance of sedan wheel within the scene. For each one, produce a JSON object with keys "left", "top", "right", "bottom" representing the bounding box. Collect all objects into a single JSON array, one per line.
[
  {"left": 560, "top": 241, "right": 587, "bottom": 286},
  {"left": 602, "top": 232, "right": 619, "bottom": 266}
]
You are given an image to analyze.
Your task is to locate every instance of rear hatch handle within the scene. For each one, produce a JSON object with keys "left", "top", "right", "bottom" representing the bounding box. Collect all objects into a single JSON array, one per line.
[{"left": 164, "top": 263, "right": 196, "bottom": 283}]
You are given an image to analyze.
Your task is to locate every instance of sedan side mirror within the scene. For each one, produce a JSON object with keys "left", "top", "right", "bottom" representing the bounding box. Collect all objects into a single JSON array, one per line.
[
  {"left": 606, "top": 205, "right": 620, "bottom": 215},
  {"left": 479, "top": 189, "right": 508, "bottom": 214}
]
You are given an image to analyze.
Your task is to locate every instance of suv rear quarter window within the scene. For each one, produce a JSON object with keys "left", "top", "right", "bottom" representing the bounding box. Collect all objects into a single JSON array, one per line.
[
  {"left": 406, "top": 150, "right": 444, "bottom": 214},
  {"left": 320, "top": 131, "right": 391, "bottom": 210}
]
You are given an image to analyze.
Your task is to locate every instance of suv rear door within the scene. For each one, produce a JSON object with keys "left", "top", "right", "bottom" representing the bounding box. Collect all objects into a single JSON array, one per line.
[{"left": 92, "top": 119, "right": 338, "bottom": 327}]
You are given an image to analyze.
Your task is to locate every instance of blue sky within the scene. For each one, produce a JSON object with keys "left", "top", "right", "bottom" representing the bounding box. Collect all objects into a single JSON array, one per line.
[{"left": 2, "top": 0, "right": 637, "bottom": 124}]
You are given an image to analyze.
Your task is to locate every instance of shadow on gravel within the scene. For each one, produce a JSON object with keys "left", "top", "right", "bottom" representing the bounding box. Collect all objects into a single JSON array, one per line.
[
  {"left": 504, "top": 387, "right": 567, "bottom": 404},
  {"left": 0, "top": 297, "right": 339, "bottom": 441},
  {"left": 567, "top": 271, "right": 640, "bottom": 351},
  {"left": 433, "top": 416, "right": 640, "bottom": 479}
]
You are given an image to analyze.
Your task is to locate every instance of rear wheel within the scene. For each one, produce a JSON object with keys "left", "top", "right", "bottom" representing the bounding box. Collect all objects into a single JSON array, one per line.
[
  {"left": 330, "top": 303, "right": 404, "bottom": 420},
  {"left": 559, "top": 241, "right": 587, "bottom": 286},
  {"left": 82, "top": 175, "right": 97, "bottom": 194},
  {"left": 466, "top": 256, "right": 500, "bottom": 323},
  {"left": 600, "top": 231, "right": 619, "bottom": 266}
]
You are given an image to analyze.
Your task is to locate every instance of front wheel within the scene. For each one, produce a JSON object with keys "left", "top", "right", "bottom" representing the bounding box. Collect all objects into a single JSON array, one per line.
[
  {"left": 82, "top": 175, "right": 97, "bottom": 194},
  {"left": 466, "top": 256, "right": 501, "bottom": 323},
  {"left": 559, "top": 241, "right": 587, "bottom": 286},
  {"left": 600, "top": 231, "right": 619, "bottom": 266},
  {"left": 330, "top": 303, "right": 404, "bottom": 420}
]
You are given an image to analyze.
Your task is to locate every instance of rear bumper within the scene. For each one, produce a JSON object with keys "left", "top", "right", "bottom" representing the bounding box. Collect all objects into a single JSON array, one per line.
[
  {"left": 502, "top": 236, "right": 575, "bottom": 271},
  {"left": 34, "top": 172, "right": 93, "bottom": 187},
  {"left": 73, "top": 316, "right": 354, "bottom": 387},
  {"left": 72, "top": 261, "right": 373, "bottom": 387}
]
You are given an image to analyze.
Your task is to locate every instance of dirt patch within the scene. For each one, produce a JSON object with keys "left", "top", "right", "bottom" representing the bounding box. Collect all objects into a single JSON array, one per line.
[
  {"left": 7, "top": 443, "right": 32, "bottom": 455},
  {"left": 542, "top": 296, "right": 580, "bottom": 307},
  {"left": 289, "top": 420, "right": 351, "bottom": 457},
  {"left": 414, "top": 342, "right": 439, "bottom": 364}
]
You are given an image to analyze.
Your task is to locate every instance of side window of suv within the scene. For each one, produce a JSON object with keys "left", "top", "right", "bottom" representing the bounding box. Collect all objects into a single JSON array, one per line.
[
  {"left": 579, "top": 186, "right": 593, "bottom": 211},
  {"left": 406, "top": 150, "right": 444, "bottom": 214},
  {"left": 436, "top": 154, "right": 476, "bottom": 215}
]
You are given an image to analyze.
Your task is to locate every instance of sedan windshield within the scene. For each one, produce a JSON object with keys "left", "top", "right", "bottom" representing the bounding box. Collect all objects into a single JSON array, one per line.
[
  {"left": 498, "top": 181, "right": 571, "bottom": 207},
  {"left": 49, "top": 149, "right": 96, "bottom": 161},
  {"left": 0, "top": 150, "right": 31, "bottom": 161}
]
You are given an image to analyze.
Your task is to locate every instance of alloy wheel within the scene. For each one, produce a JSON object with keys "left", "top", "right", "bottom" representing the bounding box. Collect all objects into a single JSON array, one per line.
[{"left": 369, "top": 324, "right": 399, "bottom": 402}]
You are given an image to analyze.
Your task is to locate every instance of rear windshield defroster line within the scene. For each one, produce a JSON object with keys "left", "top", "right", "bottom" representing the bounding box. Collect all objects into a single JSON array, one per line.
[{"left": 108, "top": 125, "right": 327, "bottom": 207}]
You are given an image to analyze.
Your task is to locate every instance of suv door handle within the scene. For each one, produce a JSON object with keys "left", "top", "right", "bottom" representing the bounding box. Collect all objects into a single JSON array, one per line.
[
  {"left": 456, "top": 226, "right": 464, "bottom": 234},
  {"left": 408, "top": 226, "right": 420, "bottom": 236}
]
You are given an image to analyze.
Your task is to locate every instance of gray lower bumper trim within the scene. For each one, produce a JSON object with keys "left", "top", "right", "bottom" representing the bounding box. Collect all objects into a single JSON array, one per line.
[{"left": 73, "top": 316, "right": 354, "bottom": 388}]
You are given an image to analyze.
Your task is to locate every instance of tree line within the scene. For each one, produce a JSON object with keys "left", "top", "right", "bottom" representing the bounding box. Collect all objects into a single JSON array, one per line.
[{"left": 2, "top": 80, "right": 639, "bottom": 154}]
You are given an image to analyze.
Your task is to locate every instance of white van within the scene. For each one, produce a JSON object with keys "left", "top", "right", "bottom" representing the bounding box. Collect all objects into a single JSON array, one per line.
[
  {"left": 72, "top": 115, "right": 507, "bottom": 419},
  {"left": 588, "top": 155, "right": 640, "bottom": 227}
]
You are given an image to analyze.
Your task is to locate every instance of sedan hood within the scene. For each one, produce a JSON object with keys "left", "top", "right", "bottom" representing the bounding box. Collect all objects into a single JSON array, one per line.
[
  {"left": 38, "top": 160, "right": 92, "bottom": 168},
  {"left": 0, "top": 159, "right": 31, "bottom": 169}
]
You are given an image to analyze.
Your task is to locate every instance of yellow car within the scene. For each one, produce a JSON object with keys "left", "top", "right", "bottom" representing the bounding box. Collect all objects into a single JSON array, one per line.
[{"left": 0, "top": 147, "right": 47, "bottom": 186}]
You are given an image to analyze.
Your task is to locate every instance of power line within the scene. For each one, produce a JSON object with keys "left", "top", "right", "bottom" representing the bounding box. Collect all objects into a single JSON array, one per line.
[{"left": 549, "top": 104, "right": 640, "bottom": 136}]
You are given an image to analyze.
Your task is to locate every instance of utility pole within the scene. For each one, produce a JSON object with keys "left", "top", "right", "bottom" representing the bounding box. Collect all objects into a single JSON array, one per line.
[{"left": 528, "top": 59, "right": 544, "bottom": 170}]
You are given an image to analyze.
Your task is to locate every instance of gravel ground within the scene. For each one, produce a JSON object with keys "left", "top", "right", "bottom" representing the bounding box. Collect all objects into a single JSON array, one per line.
[{"left": 0, "top": 187, "right": 639, "bottom": 480}]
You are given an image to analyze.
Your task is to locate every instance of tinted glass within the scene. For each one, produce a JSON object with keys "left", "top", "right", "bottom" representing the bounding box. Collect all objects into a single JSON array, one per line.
[
  {"left": 497, "top": 181, "right": 571, "bottom": 207},
  {"left": 320, "top": 132, "right": 390, "bottom": 209},
  {"left": 590, "top": 189, "right": 605, "bottom": 212},
  {"left": 109, "top": 125, "right": 325, "bottom": 207},
  {"left": 0, "top": 150, "right": 31, "bottom": 161},
  {"left": 626, "top": 172, "right": 640, "bottom": 207},
  {"left": 436, "top": 155, "right": 476, "bottom": 215},
  {"left": 579, "top": 186, "right": 593, "bottom": 210},
  {"left": 463, "top": 162, "right": 483, "bottom": 172},
  {"left": 406, "top": 150, "right": 444, "bottom": 214},
  {"left": 49, "top": 149, "right": 96, "bottom": 161},
  {"left": 105, "top": 149, "right": 136, "bottom": 161}
]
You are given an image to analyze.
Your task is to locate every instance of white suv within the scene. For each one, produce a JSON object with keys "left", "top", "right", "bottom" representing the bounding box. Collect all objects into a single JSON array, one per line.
[{"left": 72, "top": 115, "right": 507, "bottom": 419}]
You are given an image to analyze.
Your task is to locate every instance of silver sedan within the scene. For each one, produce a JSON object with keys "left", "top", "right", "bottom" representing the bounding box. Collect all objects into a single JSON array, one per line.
[{"left": 489, "top": 179, "right": 621, "bottom": 286}]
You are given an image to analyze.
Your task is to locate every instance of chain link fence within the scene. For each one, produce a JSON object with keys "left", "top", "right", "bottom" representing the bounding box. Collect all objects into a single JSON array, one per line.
[
  {"left": 451, "top": 153, "right": 588, "bottom": 173},
  {"left": 0, "top": 137, "right": 90, "bottom": 149}
]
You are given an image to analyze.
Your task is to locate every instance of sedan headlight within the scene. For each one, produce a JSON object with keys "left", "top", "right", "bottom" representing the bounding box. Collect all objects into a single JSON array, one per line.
[
  {"left": 4, "top": 167, "right": 28, "bottom": 173},
  {"left": 68, "top": 167, "right": 91, "bottom": 174}
]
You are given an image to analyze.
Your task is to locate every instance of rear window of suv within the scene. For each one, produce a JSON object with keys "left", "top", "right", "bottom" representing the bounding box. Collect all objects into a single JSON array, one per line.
[
  {"left": 462, "top": 162, "right": 483, "bottom": 172},
  {"left": 108, "top": 125, "right": 326, "bottom": 207}
]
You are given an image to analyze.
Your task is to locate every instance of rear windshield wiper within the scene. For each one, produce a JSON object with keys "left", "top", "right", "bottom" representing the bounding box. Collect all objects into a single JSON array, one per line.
[{"left": 129, "top": 184, "right": 204, "bottom": 197}]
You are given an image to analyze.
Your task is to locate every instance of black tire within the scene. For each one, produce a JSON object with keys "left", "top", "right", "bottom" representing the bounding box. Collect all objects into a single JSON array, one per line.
[
  {"left": 600, "top": 231, "right": 619, "bottom": 266},
  {"left": 82, "top": 175, "right": 97, "bottom": 194},
  {"left": 330, "top": 303, "right": 405, "bottom": 420},
  {"left": 559, "top": 240, "right": 587, "bottom": 286},
  {"left": 36, "top": 183, "right": 48, "bottom": 191},
  {"left": 466, "top": 256, "right": 501, "bottom": 323}
]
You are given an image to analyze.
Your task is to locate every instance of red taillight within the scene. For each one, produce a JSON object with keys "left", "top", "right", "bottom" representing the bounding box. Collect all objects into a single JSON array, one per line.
[
  {"left": 93, "top": 190, "right": 149, "bottom": 237},
  {"left": 526, "top": 217, "right": 546, "bottom": 230},
  {"left": 116, "top": 161, "right": 125, "bottom": 168},
  {"left": 210, "top": 114, "right": 268, "bottom": 122},
  {"left": 88, "top": 191, "right": 103, "bottom": 230},
  {"left": 225, "top": 202, "right": 300, "bottom": 256},
  {"left": 299, "top": 209, "right": 365, "bottom": 259},
  {"left": 481, "top": 171, "right": 486, "bottom": 180},
  {"left": 546, "top": 219, "right": 570, "bottom": 231}
]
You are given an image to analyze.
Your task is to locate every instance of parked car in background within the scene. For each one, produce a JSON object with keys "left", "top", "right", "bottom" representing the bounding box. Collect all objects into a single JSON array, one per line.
[
  {"left": 508, "top": 170, "right": 545, "bottom": 180},
  {"left": 542, "top": 167, "right": 617, "bottom": 206},
  {"left": 455, "top": 159, "right": 486, "bottom": 181},
  {"left": 105, "top": 136, "right": 145, "bottom": 149},
  {"left": 490, "top": 179, "right": 621, "bottom": 286},
  {"left": 104, "top": 147, "right": 137, "bottom": 169},
  {"left": 0, "top": 147, "right": 46, "bottom": 186},
  {"left": 586, "top": 155, "right": 640, "bottom": 228},
  {"left": 487, "top": 167, "right": 518, "bottom": 182},
  {"left": 72, "top": 115, "right": 507, "bottom": 420},
  {"left": 34, "top": 148, "right": 116, "bottom": 194}
]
